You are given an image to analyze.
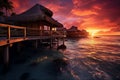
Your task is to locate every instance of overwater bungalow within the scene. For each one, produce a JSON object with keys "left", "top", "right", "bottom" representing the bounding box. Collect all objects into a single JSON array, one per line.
[
  {"left": 0, "top": 4, "right": 65, "bottom": 67},
  {"left": 0, "top": 4, "right": 65, "bottom": 44},
  {"left": 67, "top": 26, "right": 89, "bottom": 38},
  {"left": 5, "top": 4, "right": 63, "bottom": 36}
]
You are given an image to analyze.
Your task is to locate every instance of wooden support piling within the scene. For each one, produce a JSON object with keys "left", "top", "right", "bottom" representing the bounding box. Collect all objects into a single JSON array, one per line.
[
  {"left": 4, "top": 45, "right": 9, "bottom": 68},
  {"left": 57, "top": 38, "right": 59, "bottom": 47},
  {"left": 35, "top": 40, "right": 38, "bottom": 48},
  {"left": 16, "top": 43, "right": 21, "bottom": 53}
]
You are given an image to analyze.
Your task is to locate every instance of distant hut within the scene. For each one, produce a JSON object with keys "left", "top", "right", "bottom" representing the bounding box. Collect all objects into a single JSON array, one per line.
[
  {"left": 67, "top": 26, "right": 89, "bottom": 38},
  {"left": 67, "top": 26, "right": 80, "bottom": 37},
  {"left": 67, "top": 26, "right": 78, "bottom": 32}
]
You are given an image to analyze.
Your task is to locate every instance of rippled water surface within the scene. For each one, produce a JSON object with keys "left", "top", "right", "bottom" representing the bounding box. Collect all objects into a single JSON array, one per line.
[
  {"left": 0, "top": 35, "right": 120, "bottom": 80},
  {"left": 63, "top": 35, "right": 120, "bottom": 80}
]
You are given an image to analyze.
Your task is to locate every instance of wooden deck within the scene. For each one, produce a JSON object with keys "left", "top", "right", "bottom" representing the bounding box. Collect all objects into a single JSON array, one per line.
[{"left": 0, "top": 23, "right": 64, "bottom": 46}]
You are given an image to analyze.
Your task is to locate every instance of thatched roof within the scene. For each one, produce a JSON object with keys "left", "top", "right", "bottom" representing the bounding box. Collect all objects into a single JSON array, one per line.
[{"left": 6, "top": 4, "right": 63, "bottom": 27}]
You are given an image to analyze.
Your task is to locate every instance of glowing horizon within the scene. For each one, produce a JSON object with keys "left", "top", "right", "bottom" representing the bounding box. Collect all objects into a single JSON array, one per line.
[{"left": 86, "top": 29, "right": 100, "bottom": 37}]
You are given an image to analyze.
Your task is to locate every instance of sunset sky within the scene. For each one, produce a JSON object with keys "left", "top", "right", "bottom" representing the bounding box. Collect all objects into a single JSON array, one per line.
[{"left": 10, "top": 0, "right": 120, "bottom": 35}]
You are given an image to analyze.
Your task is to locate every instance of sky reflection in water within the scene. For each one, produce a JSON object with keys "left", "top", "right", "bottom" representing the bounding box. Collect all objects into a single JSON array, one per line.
[{"left": 64, "top": 35, "right": 120, "bottom": 80}]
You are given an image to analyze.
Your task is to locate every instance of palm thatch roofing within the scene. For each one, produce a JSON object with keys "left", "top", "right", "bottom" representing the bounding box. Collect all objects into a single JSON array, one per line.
[{"left": 6, "top": 4, "right": 63, "bottom": 27}]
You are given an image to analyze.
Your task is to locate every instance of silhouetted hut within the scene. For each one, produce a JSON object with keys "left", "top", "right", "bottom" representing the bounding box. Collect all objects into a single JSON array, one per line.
[{"left": 67, "top": 26, "right": 89, "bottom": 38}]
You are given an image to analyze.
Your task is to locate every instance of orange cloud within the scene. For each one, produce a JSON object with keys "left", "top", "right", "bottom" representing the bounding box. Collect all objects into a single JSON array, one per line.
[
  {"left": 71, "top": 9, "right": 98, "bottom": 16},
  {"left": 10, "top": 0, "right": 32, "bottom": 13},
  {"left": 93, "top": 5, "right": 101, "bottom": 10}
]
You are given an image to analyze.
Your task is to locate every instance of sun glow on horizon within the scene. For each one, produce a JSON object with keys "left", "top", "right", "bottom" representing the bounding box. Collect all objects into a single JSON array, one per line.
[{"left": 87, "top": 29, "right": 100, "bottom": 37}]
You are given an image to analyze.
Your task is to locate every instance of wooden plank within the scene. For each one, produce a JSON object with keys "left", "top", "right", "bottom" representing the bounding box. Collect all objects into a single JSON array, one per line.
[{"left": 0, "top": 40, "right": 8, "bottom": 46}]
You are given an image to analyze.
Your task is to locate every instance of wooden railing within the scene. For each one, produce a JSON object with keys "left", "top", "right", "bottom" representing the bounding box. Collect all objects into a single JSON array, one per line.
[
  {"left": 0, "top": 23, "right": 65, "bottom": 46},
  {"left": 0, "top": 23, "right": 26, "bottom": 39}
]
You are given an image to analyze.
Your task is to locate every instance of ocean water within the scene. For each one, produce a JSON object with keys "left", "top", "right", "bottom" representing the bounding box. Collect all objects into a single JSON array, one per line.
[
  {"left": 63, "top": 35, "right": 120, "bottom": 80},
  {"left": 0, "top": 35, "right": 120, "bottom": 80}
]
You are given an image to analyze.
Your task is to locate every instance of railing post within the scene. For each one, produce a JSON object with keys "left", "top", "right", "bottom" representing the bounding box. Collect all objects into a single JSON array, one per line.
[
  {"left": 2, "top": 26, "right": 11, "bottom": 72},
  {"left": 6, "top": 26, "right": 10, "bottom": 63},
  {"left": 41, "top": 25, "right": 44, "bottom": 36},
  {"left": 24, "top": 27, "right": 26, "bottom": 39},
  {"left": 50, "top": 27, "right": 52, "bottom": 48},
  {"left": 7, "top": 26, "right": 10, "bottom": 42},
  {"left": 40, "top": 26, "right": 42, "bottom": 36},
  {"left": 39, "top": 26, "right": 42, "bottom": 43}
]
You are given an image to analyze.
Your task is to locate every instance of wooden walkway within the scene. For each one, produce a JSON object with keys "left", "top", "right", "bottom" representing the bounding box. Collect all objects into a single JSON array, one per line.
[
  {"left": 0, "top": 23, "right": 65, "bottom": 67},
  {"left": 0, "top": 23, "right": 64, "bottom": 46}
]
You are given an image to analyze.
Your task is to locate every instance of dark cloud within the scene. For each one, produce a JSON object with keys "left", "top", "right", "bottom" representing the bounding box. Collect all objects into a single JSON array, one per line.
[
  {"left": 95, "top": 0, "right": 120, "bottom": 22},
  {"left": 72, "top": 0, "right": 120, "bottom": 30}
]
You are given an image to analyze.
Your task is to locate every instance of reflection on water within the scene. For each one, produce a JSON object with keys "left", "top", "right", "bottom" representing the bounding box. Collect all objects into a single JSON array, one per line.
[
  {"left": 31, "top": 56, "right": 48, "bottom": 64},
  {"left": 63, "top": 35, "right": 120, "bottom": 80}
]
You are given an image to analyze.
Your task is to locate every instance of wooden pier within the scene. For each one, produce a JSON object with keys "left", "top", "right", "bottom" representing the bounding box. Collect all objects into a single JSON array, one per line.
[
  {"left": 0, "top": 23, "right": 64, "bottom": 46},
  {"left": 0, "top": 23, "right": 65, "bottom": 67}
]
